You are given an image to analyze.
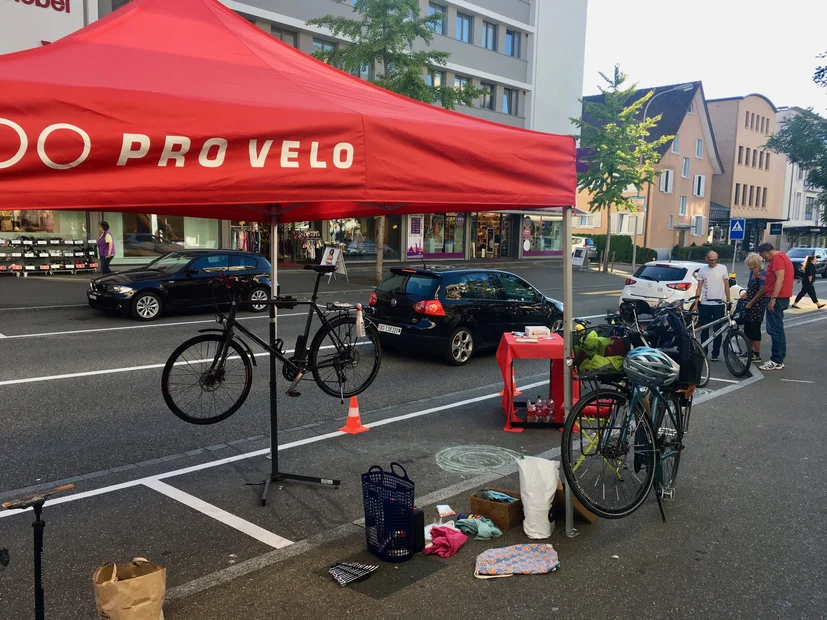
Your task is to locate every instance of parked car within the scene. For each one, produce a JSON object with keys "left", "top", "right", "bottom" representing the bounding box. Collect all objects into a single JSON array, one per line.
[
  {"left": 620, "top": 260, "right": 743, "bottom": 313},
  {"left": 367, "top": 267, "right": 564, "bottom": 365},
  {"left": 87, "top": 250, "right": 273, "bottom": 320},
  {"left": 786, "top": 247, "right": 827, "bottom": 279},
  {"left": 571, "top": 236, "right": 597, "bottom": 258}
]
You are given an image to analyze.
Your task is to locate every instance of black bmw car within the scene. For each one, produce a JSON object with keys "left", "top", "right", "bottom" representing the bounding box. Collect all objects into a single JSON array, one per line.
[
  {"left": 367, "top": 267, "right": 563, "bottom": 365},
  {"left": 87, "top": 250, "right": 273, "bottom": 320}
]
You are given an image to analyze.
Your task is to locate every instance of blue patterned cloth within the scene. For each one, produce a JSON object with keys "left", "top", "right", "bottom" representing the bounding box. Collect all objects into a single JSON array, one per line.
[{"left": 474, "top": 544, "right": 560, "bottom": 578}]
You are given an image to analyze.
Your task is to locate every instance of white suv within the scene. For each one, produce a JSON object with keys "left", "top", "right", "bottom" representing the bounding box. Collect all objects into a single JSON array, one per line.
[{"left": 621, "top": 260, "right": 744, "bottom": 312}]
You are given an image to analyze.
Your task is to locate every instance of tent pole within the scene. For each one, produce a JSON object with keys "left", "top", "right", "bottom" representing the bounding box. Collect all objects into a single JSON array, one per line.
[
  {"left": 561, "top": 205, "right": 578, "bottom": 538},
  {"left": 260, "top": 207, "right": 339, "bottom": 507}
]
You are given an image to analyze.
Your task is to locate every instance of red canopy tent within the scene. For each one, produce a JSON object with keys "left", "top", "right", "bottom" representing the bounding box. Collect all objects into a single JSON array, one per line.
[
  {"left": 0, "top": 0, "right": 579, "bottom": 528},
  {"left": 0, "top": 0, "right": 575, "bottom": 220}
]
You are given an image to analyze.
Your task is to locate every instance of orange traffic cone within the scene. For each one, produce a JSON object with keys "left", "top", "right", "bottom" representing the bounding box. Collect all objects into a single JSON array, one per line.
[
  {"left": 498, "top": 367, "right": 522, "bottom": 397},
  {"left": 339, "top": 396, "right": 369, "bottom": 434}
]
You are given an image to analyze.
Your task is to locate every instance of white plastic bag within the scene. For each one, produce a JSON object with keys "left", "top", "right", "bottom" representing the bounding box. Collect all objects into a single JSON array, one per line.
[{"left": 517, "top": 456, "right": 560, "bottom": 539}]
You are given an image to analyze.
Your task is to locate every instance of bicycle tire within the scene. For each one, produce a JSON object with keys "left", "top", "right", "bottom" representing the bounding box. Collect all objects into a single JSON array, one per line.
[
  {"left": 161, "top": 334, "right": 253, "bottom": 425},
  {"left": 654, "top": 393, "right": 684, "bottom": 497},
  {"left": 723, "top": 330, "right": 751, "bottom": 377},
  {"left": 561, "top": 388, "right": 657, "bottom": 519},
  {"left": 692, "top": 338, "right": 710, "bottom": 388},
  {"left": 308, "top": 315, "right": 382, "bottom": 398}
]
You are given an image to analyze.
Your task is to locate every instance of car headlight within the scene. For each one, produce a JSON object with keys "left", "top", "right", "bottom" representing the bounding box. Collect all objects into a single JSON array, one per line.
[{"left": 109, "top": 285, "right": 134, "bottom": 295}]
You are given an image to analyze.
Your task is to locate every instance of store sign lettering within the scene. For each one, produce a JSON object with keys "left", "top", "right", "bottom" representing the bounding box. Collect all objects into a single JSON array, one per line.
[
  {"left": 7, "top": 0, "right": 71, "bottom": 13},
  {"left": 0, "top": 118, "right": 355, "bottom": 171}
]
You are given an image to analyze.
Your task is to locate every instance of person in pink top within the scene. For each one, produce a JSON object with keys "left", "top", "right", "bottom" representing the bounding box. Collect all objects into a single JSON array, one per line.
[{"left": 757, "top": 243, "right": 794, "bottom": 370}]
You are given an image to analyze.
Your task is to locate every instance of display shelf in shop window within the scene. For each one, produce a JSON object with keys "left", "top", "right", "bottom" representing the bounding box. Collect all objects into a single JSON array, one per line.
[{"left": 0, "top": 237, "right": 99, "bottom": 277}]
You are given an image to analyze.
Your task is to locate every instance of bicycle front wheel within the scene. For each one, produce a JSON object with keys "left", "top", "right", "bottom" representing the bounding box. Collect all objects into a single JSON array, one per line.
[
  {"left": 309, "top": 315, "right": 382, "bottom": 398},
  {"left": 161, "top": 334, "right": 253, "bottom": 425},
  {"left": 654, "top": 393, "right": 684, "bottom": 498},
  {"left": 561, "top": 389, "right": 657, "bottom": 519},
  {"left": 692, "top": 338, "right": 710, "bottom": 388},
  {"left": 724, "top": 330, "right": 751, "bottom": 377}
]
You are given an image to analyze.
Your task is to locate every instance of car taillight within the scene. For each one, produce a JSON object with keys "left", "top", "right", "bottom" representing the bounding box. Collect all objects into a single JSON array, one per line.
[
  {"left": 625, "top": 278, "right": 636, "bottom": 285},
  {"left": 369, "top": 292, "right": 378, "bottom": 306},
  {"left": 667, "top": 282, "right": 693, "bottom": 291},
  {"left": 414, "top": 299, "right": 446, "bottom": 316}
]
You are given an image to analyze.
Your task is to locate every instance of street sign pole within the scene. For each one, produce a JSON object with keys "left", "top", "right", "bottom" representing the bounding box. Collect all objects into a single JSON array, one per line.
[{"left": 732, "top": 240, "right": 738, "bottom": 273}]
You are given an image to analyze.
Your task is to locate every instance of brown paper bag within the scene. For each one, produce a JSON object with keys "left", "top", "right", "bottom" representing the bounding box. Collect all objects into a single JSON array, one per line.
[{"left": 93, "top": 557, "right": 166, "bottom": 620}]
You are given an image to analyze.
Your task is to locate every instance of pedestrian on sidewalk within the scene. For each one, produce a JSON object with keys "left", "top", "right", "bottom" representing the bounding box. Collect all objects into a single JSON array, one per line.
[
  {"left": 693, "top": 251, "right": 730, "bottom": 362},
  {"left": 743, "top": 253, "right": 766, "bottom": 362},
  {"left": 97, "top": 221, "right": 116, "bottom": 274},
  {"left": 757, "top": 243, "right": 794, "bottom": 371},
  {"left": 791, "top": 254, "right": 825, "bottom": 309}
]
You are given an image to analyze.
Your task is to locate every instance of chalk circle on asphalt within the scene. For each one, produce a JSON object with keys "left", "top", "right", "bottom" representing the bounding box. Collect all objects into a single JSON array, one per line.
[{"left": 435, "top": 445, "right": 523, "bottom": 474}]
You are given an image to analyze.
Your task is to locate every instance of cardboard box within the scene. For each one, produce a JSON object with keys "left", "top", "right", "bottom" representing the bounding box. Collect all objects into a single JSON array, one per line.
[
  {"left": 470, "top": 488, "right": 523, "bottom": 531},
  {"left": 552, "top": 481, "right": 597, "bottom": 523}
]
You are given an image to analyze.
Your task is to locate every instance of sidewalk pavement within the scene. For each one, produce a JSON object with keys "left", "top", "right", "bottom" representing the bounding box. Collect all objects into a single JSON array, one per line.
[{"left": 163, "top": 319, "right": 827, "bottom": 620}]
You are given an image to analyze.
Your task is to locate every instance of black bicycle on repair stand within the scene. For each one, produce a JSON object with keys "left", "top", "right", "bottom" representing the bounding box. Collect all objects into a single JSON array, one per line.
[{"left": 161, "top": 264, "right": 382, "bottom": 425}]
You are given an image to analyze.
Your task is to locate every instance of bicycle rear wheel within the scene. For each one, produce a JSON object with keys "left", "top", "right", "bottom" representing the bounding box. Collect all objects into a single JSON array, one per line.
[
  {"left": 561, "top": 389, "right": 657, "bottom": 519},
  {"left": 723, "top": 330, "right": 751, "bottom": 377},
  {"left": 692, "top": 338, "right": 710, "bottom": 387},
  {"left": 654, "top": 393, "right": 684, "bottom": 498},
  {"left": 161, "top": 334, "right": 253, "bottom": 424},
  {"left": 309, "top": 315, "right": 381, "bottom": 398}
]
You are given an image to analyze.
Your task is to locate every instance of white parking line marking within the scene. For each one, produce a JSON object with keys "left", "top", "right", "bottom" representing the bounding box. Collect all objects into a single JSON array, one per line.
[
  {"left": 0, "top": 313, "right": 305, "bottom": 340},
  {"left": 781, "top": 379, "right": 815, "bottom": 384},
  {"left": 0, "top": 333, "right": 6, "bottom": 338},
  {"left": 786, "top": 314, "right": 827, "bottom": 329},
  {"left": 707, "top": 377, "right": 739, "bottom": 384},
  {"left": 0, "top": 379, "right": 551, "bottom": 519},
  {"left": 0, "top": 304, "right": 87, "bottom": 312},
  {"left": 143, "top": 479, "right": 293, "bottom": 549}
]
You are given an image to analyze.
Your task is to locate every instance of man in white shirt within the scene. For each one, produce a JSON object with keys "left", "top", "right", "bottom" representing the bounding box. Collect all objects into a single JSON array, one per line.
[{"left": 693, "top": 251, "right": 731, "bottom": 361}]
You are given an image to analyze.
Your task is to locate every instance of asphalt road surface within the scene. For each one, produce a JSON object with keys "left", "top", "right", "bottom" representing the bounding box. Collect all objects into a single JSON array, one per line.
[{"left": 1, "top": 263, "right": 825, "bottom": 619}]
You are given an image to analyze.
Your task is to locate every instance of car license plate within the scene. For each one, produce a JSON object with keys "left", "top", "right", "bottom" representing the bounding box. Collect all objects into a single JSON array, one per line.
[
  {"left": 378, "top": 323, "right": 402, "bottom": 335},
  {"left": 88, "top": 292, "right": 97, "bottom": 299}
]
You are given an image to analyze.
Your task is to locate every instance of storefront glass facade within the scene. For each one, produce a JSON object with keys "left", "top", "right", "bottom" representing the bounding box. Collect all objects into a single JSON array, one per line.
[
  {"left": 102, "top": 212, "right": 219, "bottom": 263},
  {"left": 1, "top": 210, "right": 88, "bottom": 239},
  {"left": 406, "top": 213, "right": 465, "bottom": 259},
  {"left": 328, "top": 216, "right": 402, "bottom": 261},
  {"left": 473, "top": 212, "right": 513, "bottom": 258},
  {"left": 522, "top": 214, "right": 562, "bottom": 256}
]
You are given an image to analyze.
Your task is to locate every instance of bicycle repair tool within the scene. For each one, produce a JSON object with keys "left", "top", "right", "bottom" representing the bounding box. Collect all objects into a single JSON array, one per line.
[
  {"left": 328, "top": 562, "right": 378, "bottom": 587},
  {"left": 2, "top": 484, "right": 74, "bottom": 620}
]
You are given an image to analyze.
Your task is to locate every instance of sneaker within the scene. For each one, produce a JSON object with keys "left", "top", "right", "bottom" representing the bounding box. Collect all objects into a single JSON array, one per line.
[
  {"left": 750, "top": 352, "right": 762, "bottom": 362},
  {"left": 710, "top": 356, "right": 720, "bottom": 362},
  {"left": 759, "top": 361, "right": 784, "bottom": 371}
]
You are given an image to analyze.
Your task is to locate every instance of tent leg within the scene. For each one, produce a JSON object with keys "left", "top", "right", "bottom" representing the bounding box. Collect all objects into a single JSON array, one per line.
[
  {"left": 259, "top": 210, "right": 340, "bottom": 507},
  {"left": 561, "top": 205, "right": 578, "bottom": 538}
]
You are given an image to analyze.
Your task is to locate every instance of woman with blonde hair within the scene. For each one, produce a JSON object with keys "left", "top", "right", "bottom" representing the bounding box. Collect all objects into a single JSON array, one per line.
[
  {"left": 791, "top": 254, "right": 825, "bottom": 309},
  {"left": 743, "top": 252, "right": 767, "bottom": 362}
]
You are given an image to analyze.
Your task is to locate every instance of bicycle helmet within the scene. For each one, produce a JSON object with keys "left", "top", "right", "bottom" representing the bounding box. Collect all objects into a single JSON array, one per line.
[{"left": 623, "top": 346, "right": 680, "bottom": 388}]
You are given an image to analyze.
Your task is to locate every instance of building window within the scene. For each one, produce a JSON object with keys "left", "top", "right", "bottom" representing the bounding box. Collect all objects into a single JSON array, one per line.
[
  {"left": 454, "top": 75, "right": 469, "bottom": 105},
  {"left": 505, "top": 29, "right": 521, "bottom": 58},
  {"left": 752, "top": 150, "right": 758, "bottom": 167},
  {"left": 805, "top": 196, "right": 815, "bottom": 220},
  {"left": 745, "top": 111, "right": 750, "bottom": 128},
  {"left": 426, "top": 70, "right": 445, "bottom": 87},
  {"left": 503, "top": 88, "right": 517, "bottom": 116},
  {"left": 750, "top": 113, "right": 755, "bottom": 130},
  {"left": 749, "top": 186, "right": 754, "bottom": 206},
  {"left": 312, "top": 38, "right": 337, "bottom": 62},
  {"left": 428, "top": 3, "right": 446, "bottom": 34},
  {"left": 693, "top": 175, "right": 706, "bottom": 197},
  {"left": 479, "top": 82, "right": 494, "bottom": 110},
  {"left": 794, "top": 192, "right": 802, "bottom": 219},
  {"left": 745, "top": 147, "right": 751, "bottom": 165},
  {"left": 671, "top": 134, "right": 680, "bottom": 154},
  {"left": 765, "top": 153, "right": 770, "bottom": 170},
  {"left": 272, "top": 27, "right": 298, "bottom": 48},
  {"left": 668, "top": 215, "right": 674, "bottom": 230},
  {"left": 763, "top": 187, "right": 768, "bottom": 208},
  {"left": 659, "top": 169, "right": 674, "bottom": 194},
  {"left": 679, "top": 195, "right": 688, "bottom": 216},
  {"left": 483, "top": 22, "right": 497, "bottom": 51},
  {"left": 351, "top": 62, "right": 372, "bottom": 81},
  {"left": 696, "top": 138, "right": 703, "bottom": 158},
  {"left": 735, "top": 183, "right": 741, "bottom": 205},
  {"left": 682, "top": 157, "right": 690, "bottom": 178},
  {"left": 738, "top": 146, "right": 744, "bottom": 164},
  {"left": 456, "top": 12, "right": 472, "bottom": 43},
  {"left": 692, "top": 215, "right": 705, "bottom": 236},
  {"left": 759, "top": 151, "right": 764, "bottom": 169},
  {"left": 797, "top": 166, "right": 804, "bottom": 180},
  {"left": 687, "top": 101, "right": 695, "bottom": 114}
]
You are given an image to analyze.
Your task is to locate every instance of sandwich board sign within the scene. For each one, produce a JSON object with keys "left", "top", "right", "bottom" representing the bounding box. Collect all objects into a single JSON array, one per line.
[{"left": 729, "top": 219, "right": 745, "bottom": 241}]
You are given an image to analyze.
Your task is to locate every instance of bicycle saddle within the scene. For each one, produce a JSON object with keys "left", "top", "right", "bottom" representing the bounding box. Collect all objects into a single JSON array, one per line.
[
  {"left": 1, "top": 484, "right": 74, "bottom": 511},
  {"left": 304, "top": 264, "right": 338, "bottom": 274}
]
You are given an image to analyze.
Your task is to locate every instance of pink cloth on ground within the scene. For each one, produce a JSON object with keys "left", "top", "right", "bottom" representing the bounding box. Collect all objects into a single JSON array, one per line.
[{"left": 423, "top": 526, "right": 468, "bottom": 558}]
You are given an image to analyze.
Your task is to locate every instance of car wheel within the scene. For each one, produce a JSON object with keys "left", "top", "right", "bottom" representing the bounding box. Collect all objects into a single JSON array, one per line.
[
  {"left": 445, "top": 326, "right": 474, "bottom": 366},
  {"left": 248, "top": 286, "right": 269, "bottom": 312},
  {"left": 131, "top": 292, "right": 162, "bottom": 321},
  {"left": 550, "top": 318, "right": 563, "bottom": 333}
]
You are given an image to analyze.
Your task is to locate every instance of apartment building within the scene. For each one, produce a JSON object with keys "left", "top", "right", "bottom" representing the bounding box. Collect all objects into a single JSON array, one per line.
[
  {"left": 707, "top": 94, "right": 786, "bottom": 251},
  {"left": 574, "top": 82, "right": 723, "bottom": 259},
  {"left": 775, "top": 106, "right": 826, "bottom": 250}
]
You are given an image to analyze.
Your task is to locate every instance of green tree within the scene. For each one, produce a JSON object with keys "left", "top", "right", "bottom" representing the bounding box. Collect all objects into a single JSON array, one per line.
[
  {"left": 766, "top": 52, "right": 827, "bottom": 224},
  {"left": 308, "top": 0, "right": 484, "bottom": 282},
  {"left": 571, "top": 66, "right": 673, "bottom": 272}
]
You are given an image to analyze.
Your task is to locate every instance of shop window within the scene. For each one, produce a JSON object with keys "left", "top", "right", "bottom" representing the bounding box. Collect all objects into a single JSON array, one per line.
[
  {"left": 328, "top": 217, "right": 401, "bottom": 260},
  {"left": 522, "top": 215, "right": 562, "bottom": 256},
  {"left": 0, "top": 210, "right": 87, "bottom": 238},
  {"left": 410, "top": 214, "right": 465, "bottom": 258}
]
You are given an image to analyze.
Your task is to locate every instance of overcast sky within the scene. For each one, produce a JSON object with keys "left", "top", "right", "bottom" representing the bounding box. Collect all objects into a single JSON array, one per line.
[{"left": 582, "top": 0, "right": 827, "bottom": 112}]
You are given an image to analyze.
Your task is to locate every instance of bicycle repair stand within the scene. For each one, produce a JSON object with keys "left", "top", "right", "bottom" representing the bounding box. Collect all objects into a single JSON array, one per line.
[
  {"left": 254, "top": 241, "right": 340, "bottom": 507},
  {"left": 1, "top": 484, "right": 74, "bottom": 620}
]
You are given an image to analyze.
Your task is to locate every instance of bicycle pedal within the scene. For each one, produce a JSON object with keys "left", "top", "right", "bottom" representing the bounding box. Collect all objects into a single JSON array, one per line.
[
  {"left": 658, "top": 488, "right": 675, "bottom": 500},
  {"left": 285, "top": 390, "right": 302, "bottom": 397}
]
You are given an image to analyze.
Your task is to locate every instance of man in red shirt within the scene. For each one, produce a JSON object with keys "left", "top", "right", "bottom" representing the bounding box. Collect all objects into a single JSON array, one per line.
[{"left": 757, "top": 243, "right": 794, "bottom": 370}]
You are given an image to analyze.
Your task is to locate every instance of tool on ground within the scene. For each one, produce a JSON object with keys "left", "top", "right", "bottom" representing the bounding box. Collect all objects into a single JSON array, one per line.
[{"left": 328, "top": 562, "right": 378, "bottom": 587}]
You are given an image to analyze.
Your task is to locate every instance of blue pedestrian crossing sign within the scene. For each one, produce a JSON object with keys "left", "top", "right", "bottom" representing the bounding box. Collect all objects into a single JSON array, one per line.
[{"left": 729, "top": 218, "right": 746, "bottom": 241}]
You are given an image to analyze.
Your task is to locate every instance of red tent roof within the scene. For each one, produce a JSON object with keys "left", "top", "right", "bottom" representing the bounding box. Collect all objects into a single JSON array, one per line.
[{"left": 0, "top": 0, "right": 575, "bottom": 222}]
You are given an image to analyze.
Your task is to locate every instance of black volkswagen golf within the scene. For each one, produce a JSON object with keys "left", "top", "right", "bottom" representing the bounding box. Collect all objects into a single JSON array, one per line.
[
  {"left": 87, "top": 250, "right": 273, "bottom": 321},
  {"left": 368, "top": 267, "right": 563, "bottom": 365}
]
